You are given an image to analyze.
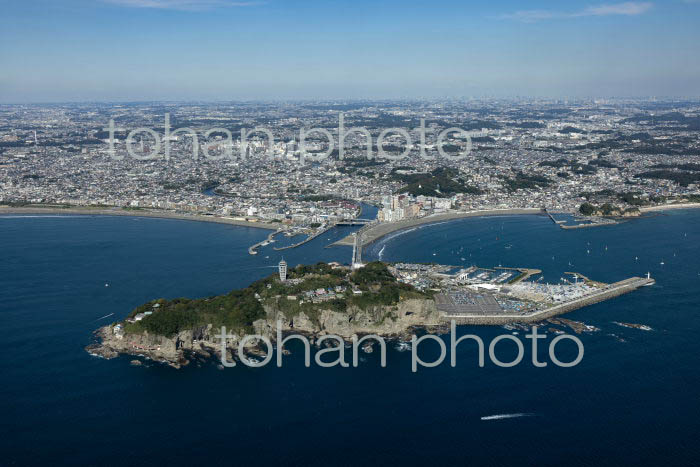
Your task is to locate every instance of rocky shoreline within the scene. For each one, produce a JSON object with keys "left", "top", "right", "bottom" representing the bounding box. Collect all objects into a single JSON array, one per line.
[{"left": 86, "top": 298, "right": 443, "bottom": 368}]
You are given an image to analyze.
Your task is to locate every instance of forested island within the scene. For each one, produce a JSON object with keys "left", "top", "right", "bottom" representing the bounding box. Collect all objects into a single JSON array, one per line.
[{"left": 87, "top": 262, "right": 441, "bottom": 368}]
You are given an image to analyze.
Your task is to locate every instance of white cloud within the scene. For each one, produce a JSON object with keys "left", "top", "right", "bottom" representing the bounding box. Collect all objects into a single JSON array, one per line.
[
  {"left": 103, "top": 0, "right": 261, "bottom": 10},
  {"left": 501, "top": 2, "right": 653, "bottom": 22},
  {"left": 578, "top": 2, "right": 654, "bottom": 16},
  {"left": 503, "top": 10, "right": 557, "bottom": 22}
]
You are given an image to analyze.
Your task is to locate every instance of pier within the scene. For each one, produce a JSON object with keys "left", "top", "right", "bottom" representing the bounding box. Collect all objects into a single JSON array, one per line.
[
  {"left": 273, "top": 224, "right": 335, "bottom": 251},
  {"left": 496, "top": 267, "right": 541, "bottom": 284},
  {"left": 545, "top": 209, "right": 567, "bottom": 225},
  {"left": 248, "top": 230, "right": 281, "bottom": 255},
  {"left": 545, "top": 208, "right": 618, "bottom": 229},
  {"left": 252, "top": 217, "right": 375, "bottom": 253}
]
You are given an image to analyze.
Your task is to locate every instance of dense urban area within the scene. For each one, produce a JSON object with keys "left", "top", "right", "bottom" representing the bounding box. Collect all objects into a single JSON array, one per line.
[{"left": 2, "top": 99, "right": 700, "bottom": 227}]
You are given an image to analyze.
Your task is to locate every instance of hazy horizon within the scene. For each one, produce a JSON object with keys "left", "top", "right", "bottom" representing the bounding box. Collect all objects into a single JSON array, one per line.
[{"left": 2, "top": 0, "right": 700, "bottom": 102}]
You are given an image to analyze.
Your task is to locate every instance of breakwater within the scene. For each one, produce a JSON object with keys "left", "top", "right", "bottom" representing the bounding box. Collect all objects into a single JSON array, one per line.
[
  {"left": 248, "top": 230, "right": 281, "bottom": 255},
  {"left": 560, "top": 220, "right": 617, "bottom": 229},
  {"left": 273, "top": 224, "right": 335, "bottom": 251},
  {"left": 443, "top": 276, "right": 654, "bottom": 325}
]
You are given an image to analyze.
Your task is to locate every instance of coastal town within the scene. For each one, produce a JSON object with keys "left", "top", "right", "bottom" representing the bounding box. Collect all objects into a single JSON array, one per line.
[
  {"left": 2, "top": 100, "right": 700, "bottom": 231},
  {"left": 6, "top": 1, "right": 700, "bottom": 464}
]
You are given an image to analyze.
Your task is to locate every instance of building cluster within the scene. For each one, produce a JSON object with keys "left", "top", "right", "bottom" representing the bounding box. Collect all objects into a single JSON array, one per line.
[
  {"left": 378, "top": 194, "right": 452, "bottom": 221},
  {"left": 2, "top": 99, "right": 700, "bottom": 223}
]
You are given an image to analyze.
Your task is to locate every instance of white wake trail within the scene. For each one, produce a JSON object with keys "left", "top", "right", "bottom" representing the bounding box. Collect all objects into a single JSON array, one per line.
[
  {"left": 480, "top": 413, "right": 537, "bottom": 421},
  {"left": 93, "top": 313, "right": 114, "bottom": 322}
]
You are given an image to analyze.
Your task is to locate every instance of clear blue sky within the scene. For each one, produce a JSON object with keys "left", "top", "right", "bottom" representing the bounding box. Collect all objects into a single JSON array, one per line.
[{"left": 1, "top": 0, "right": 699, "bottom": 102}]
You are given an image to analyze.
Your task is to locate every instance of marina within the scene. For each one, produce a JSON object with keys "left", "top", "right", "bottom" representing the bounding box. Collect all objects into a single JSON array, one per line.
[{"left": 390, "top": 261, "right": 654, "bottom": 325}]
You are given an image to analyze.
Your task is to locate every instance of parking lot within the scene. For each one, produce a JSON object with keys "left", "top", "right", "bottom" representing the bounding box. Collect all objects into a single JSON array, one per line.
[{"left": 435, "top": 291, "right": 504, "bottom": 315}]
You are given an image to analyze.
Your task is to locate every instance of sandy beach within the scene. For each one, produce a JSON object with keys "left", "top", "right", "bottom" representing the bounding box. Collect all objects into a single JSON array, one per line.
[
  {"left": 640, "top": 202, "right": 700, "bottom": 213},
  {"left": 334, "top": 203, "right": 700, "bottom": 247},
  {"left": 334, "top": 208, "right": 547, "bottom": 246},
  {"left": 0, "top": 206, "right": 279, "bottom": 230}
]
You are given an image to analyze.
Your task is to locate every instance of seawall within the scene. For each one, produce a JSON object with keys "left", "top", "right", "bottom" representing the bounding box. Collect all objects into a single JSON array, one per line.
[{"left": 443, "top": 277, "right": 653, "bottom": 325}]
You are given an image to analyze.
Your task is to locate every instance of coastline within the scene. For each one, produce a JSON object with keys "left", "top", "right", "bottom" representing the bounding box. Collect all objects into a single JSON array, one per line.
[
  {"left": 87, "top": 298, "right": 445, "bottom": 368},
  {"left": 334, "top": 208, "right": 546, "bottom": 246},
  {"left": 5, "top": 202, "right": 699, "bottom": 243},
  {"left": 639, "top": 202, "right": 700, "bottom": 213},
  {"left": 335, "top": 203, "right": 700, "bottom": 247},
  {"left": 0, "top": 206, "right": 279, "bottom": 230},
  {"left": 87, "top": 272, "right": 653, "bottom": 368}
]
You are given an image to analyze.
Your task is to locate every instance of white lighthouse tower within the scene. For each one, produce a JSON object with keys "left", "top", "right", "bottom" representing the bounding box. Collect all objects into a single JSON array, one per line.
[{"left": 278, "top": 258, "right": 287, "bottom": 282}]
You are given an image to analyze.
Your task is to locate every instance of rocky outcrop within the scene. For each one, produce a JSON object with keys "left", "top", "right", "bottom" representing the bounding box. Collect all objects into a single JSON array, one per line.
[
  {"left": 86, "top": 326, "right": 188, "bottom": 368},
  {"left": 579, "top": 202, "right": 641, "bottom": 217},
  {"left": 86, "top": 298, "right": 442, "bottom": 368}
]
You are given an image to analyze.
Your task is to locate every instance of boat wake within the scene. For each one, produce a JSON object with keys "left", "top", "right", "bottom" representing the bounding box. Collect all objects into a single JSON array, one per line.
[
  {"left": 480, "top": 413, "right": 537, "bottom": 421},
  {"left": 378, "top": 245, "right": 386, "bottom": 260},
  {"left": 93, "top": 312, "right": 114, "bottom": 322}
]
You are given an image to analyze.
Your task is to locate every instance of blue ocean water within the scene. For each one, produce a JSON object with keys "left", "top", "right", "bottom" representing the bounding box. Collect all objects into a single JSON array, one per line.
[{"left": 1, "top": 210, "right": 699, "bottom": 466}]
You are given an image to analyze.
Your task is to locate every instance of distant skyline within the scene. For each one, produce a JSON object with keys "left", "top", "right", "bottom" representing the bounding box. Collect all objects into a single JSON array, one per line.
[{"left": 1, "top": 0, "right": 700, "bottom": 102}]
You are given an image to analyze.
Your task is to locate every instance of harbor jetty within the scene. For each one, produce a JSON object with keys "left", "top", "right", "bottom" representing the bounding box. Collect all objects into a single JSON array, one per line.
[
  {"left": 443, "top": 276, "right": 654, "bottom": 325},
  {"left": 273, "top": 224, "right": 335, "bottom": 251},
  {"left": 248, "top": 229, "right": 282, "bottom": 255}
]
